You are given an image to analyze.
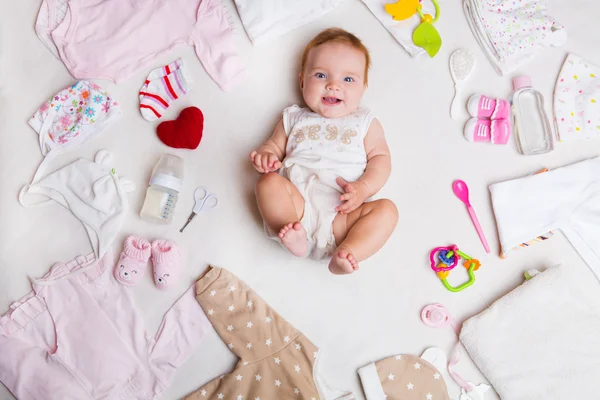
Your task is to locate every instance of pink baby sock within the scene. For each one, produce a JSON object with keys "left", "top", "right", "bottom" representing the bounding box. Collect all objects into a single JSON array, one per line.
[
  {"left": 139, "top": 58, "right": 193, "bottom": 121},
  {"left": 114, "top": 236, "right": 152, "bottom": 286},
  {"left": 151, "top": 239, "right": 182, "bottom": 290}
]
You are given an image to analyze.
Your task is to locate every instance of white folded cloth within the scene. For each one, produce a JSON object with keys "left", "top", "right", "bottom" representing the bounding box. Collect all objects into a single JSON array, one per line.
[
  {"left": 554, "top": 53, "right": 600, "bottom": 142},
  {"left": 489, "top": 157, "right": 600, "bottom": 282},
  {"left": 360, "top": 0, "right": 438, "bottom": 57},
  {"left": 463, "top": 0, "right": 566, "bottom": 75},
  {"left": 233, "top": 0, "right": 346, "bottom": 45}
]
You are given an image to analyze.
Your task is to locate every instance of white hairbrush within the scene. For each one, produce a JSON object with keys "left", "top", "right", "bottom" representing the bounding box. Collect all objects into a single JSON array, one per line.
[{"left": 449, "top": 49, "right": 476, "bottom": 120}]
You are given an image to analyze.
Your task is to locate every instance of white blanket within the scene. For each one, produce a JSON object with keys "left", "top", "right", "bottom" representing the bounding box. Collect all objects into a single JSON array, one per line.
[{"left": 459, "top": 265, "right": 600, "bottom": 399}]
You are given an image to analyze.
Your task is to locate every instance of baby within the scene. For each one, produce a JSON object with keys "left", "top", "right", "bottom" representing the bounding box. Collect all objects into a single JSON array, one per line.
[{"left": 250, "top": 28, "right": 398, "bottom": 274}]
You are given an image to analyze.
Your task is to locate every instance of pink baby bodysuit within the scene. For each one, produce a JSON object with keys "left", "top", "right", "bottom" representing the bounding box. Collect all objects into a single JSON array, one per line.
[
  {"left": 47, "top": 0, "right": 245, "bottom": 90},
  {"left": 0, "top": 250, "right": 210, "bottom": 399}
]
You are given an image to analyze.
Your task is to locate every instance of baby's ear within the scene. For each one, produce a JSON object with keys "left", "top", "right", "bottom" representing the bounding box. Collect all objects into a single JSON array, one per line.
[
  {"left": 119, "top": 253, "right": 127, "bottom": 260},
  {"left": 299, "top": 72, "right": 304, "bottom": 90}
]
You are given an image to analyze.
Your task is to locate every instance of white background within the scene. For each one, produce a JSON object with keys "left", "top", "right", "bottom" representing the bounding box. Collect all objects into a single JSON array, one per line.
[{"left": 1, "top": 0, "right": 599, "bottom": 399}]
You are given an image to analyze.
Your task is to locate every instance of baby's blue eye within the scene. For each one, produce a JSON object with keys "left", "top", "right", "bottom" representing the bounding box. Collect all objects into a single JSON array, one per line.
[
  {"left": 316, "top": 73, "right": 326, "bottom": 79},
  {"left": 344, "top": 77, "right": 354, "bottom": 83}
]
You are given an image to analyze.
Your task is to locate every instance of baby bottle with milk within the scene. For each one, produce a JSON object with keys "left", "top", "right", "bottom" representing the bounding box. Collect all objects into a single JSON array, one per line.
[{"left": 140, "top": 154, "right": 184, "bottom": 224}]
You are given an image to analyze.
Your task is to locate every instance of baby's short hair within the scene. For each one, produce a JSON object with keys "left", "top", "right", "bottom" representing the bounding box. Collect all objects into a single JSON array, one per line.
[{"left": 300, "top": 28, "right": 371, "bottom": 86}]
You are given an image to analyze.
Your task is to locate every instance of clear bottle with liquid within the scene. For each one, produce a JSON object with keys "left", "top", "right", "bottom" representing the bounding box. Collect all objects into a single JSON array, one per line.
[
  {"left": 140, "top": 154, "right": 184, "bottom": 224},
  {"left": 511, "top": 76, "right": 554, "bottom": 156}
]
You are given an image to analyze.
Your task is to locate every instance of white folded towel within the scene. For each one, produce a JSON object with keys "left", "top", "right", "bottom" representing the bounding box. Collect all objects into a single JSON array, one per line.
[{"left": 460, "top": 265, "right": 600, "bottom": 399}]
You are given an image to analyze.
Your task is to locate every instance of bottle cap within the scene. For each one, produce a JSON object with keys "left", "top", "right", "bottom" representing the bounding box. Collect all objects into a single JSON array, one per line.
[
  {"left": 150, "top": 173, "right": 183, "bottom": 192},
  {"left": 149, "top": 154, "right": 184, "bottom": 192},
  {"left": 513, "top": 76, "right": 532, "bottom": 90}
]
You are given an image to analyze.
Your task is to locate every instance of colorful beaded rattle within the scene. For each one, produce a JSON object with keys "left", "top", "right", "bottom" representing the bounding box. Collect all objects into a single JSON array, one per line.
[{"left": 429, "top": 245, "right": 481, "bottom": 292}]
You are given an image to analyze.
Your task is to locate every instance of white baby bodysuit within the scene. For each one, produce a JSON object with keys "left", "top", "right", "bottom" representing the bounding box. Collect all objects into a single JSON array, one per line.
[{"left": 271, "top": 105, "right": 374, "bottom": 261}]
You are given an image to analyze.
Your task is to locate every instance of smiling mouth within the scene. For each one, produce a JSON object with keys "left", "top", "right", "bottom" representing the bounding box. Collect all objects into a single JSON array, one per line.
[{"left": 322, "top": 96, "right": 342, "bottom": 105}]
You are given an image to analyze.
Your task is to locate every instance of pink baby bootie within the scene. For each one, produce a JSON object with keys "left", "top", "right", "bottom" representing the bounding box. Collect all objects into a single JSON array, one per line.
[
  {"left": 464, "top": 118, "right": 511, "bottom": 145},
  {"left": 151, "top": 239, "right": 182, "bottom": 290},
  {"left": 465, "top": 93, "right": 512, "bottom": 145},
  {"left": 467, "top": 94, "right": 510, "bottom": 120},
  {"left": 114, "top": 236, "right": 152, "bottom": 286}
]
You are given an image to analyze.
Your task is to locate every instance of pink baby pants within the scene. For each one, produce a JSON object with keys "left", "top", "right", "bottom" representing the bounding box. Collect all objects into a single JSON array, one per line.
[{"left": 0, "top": 250, "right": 210, "bottom": 399}]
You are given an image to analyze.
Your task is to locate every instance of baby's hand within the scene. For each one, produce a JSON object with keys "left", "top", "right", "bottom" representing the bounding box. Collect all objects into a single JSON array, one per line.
[
  {"left": 250, "top": 151, "right": 282, "bottom": 173},
  {"left": 336, "top": 177, "right": 369, "bottom": 214}
]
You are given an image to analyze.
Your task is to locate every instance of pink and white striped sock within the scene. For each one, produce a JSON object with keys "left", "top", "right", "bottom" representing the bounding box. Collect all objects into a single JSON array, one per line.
[{"left": 139, "top": 58, "right": 193, "bottom": 121}]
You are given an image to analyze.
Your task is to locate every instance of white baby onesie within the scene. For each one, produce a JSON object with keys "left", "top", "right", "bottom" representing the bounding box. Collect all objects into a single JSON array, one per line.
[{"left": 272, "top": 105, "right": 374, "bottom": 261}]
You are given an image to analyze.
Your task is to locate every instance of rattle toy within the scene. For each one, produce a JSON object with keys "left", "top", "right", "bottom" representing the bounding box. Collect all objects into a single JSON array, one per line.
[
  {"left": 429, "top": 244, "right": 481, "bottom": 292},
  {"left": 384, "top": 0, "right": 442, "bottom": 57}
]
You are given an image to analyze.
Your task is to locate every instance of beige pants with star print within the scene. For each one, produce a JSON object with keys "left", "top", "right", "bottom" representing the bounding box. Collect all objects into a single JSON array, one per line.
[{"left": 185, "top": 266, "right": 354, "bottom": 400}]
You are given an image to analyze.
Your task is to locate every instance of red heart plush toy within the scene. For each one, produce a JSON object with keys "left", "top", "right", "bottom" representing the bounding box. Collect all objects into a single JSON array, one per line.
[{"left": 156, "top": 107, "right": 204, "bottom": 149}]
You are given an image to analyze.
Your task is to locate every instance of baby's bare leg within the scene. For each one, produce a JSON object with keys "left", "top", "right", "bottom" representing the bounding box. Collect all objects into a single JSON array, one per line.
[
  {"left": 329, "top": 199, "right": 398, "bottom": 275},
  {"left": 255, "top": 173, "right": 308, "bottom": 257}
]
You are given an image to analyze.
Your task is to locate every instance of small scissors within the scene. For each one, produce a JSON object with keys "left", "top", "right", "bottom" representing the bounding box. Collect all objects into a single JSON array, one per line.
[{"left": 179, "top": 186, "right": 218, "bottom": 233}]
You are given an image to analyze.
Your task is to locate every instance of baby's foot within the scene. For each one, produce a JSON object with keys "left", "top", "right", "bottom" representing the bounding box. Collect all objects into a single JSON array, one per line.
[
  {"left": 328, "top": 246, "right": 359, "bottom": 275},
  {"left": 278, "top": 222, "right": 308, "bottom": 257}
]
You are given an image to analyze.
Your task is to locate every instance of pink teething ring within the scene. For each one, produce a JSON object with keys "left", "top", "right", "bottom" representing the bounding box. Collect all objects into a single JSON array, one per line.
[{"left": 430, "top": 245, "right": 459, "bottom": 272}]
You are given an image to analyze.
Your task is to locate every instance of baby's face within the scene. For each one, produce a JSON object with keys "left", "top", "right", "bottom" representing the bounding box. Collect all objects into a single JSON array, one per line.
[{"left": 300, "top": 42, "right": 367, "bottom": 119}]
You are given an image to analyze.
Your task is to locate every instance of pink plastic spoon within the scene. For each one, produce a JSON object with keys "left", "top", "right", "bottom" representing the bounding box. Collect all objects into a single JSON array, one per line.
[{"left": 452, "top": 180, "right": 490, "bottom": 253}]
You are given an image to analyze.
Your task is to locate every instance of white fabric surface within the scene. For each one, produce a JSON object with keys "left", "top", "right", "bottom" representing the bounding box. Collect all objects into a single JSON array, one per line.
[
  {"left": 1, "top": 1, "right": 599, "bottom": 399},
  {"left": 19, "top": 150, "right": 134, "bottom": 262},
  {"left": 490, "top": 156, "right": 600, "bottom": 282},
  {"left": 459, "top": 265, "right": 600, "bottom": 399},
  {"left": 233, "top": 0, "right": 346, "bottom": 45},
  {"left": 463, "top": 0, "right": 567, "bottom": 75},
  {"left": 554, "top": 53, "right": 600, "bottom": 142},
  {"left": 360, "top": 0, "right": 439, "bottom": 57},
  {"left": 34, "top": 0, "right": 68, "bottom": 58}
]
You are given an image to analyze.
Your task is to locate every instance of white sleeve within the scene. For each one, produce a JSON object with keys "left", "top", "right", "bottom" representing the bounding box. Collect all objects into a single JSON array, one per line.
[
  {"left": 358, "top": 108, "right": 375, "bottom": 140},
  {"left": 281, "top": 105, "right": 304, "bottom": 136}
]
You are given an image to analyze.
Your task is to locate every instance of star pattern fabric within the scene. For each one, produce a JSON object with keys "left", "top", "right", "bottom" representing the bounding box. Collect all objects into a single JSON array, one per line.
[
  {"left": 186, "top": 267, "right": 327, "bottom": 399},
  {"left": 360, "top": 354, "right": 450, "bottom": 400},
  {"left": 379, "top": 355, "right": 449, "bottom": 400}
]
